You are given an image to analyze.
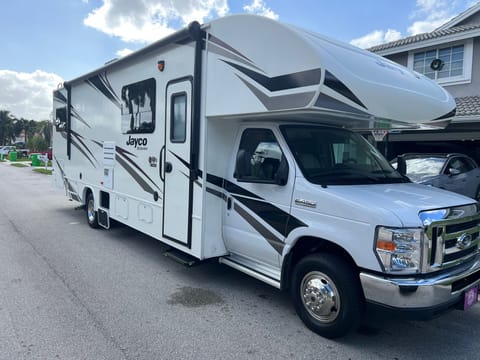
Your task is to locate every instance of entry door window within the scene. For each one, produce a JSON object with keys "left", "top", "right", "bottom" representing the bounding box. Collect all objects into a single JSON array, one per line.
[{"left": 171, "top": 93, "right": 187, "bottom": 143}]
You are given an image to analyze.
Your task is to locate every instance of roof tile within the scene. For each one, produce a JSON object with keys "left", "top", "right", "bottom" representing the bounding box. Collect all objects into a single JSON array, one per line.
[
  {"left": 368, "top": 24, "right": 480, "bottom": 52},
  {"left": 455, "top": 96, "right": 480, "bottom": 117}
]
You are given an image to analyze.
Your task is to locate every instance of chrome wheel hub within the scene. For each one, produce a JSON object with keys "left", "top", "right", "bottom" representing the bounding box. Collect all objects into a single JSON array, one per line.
[
  {"left": 87, "top": 199, "right": 95, "bottom": 223},
  {"left": 300, "top": 271, "right": 340, "bottom": 323}
]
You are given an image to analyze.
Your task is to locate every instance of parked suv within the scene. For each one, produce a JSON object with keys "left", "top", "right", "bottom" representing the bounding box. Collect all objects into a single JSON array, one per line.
[{"left": 391, "top": 153, "right": 480, "bottom": 200}]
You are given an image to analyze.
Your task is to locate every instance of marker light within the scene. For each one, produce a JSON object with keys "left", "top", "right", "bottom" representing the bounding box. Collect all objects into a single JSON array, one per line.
[{"left": 157, "top": 60, "right": 165, "bottom": 72}]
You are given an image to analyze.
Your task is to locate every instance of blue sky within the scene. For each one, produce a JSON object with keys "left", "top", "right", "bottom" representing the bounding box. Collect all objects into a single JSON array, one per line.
[{"left": 0, "top": 0, "right": 477, "bottom": 121}]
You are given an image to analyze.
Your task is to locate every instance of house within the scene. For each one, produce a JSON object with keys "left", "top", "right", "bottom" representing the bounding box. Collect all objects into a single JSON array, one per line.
[{"left": 368, "top": 2, "right": 480, "bottom": 161}]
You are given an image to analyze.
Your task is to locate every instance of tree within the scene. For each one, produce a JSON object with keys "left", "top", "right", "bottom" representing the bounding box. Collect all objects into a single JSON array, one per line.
[{"left": 0, "top": 110, "right": 16, "bottom": 145}]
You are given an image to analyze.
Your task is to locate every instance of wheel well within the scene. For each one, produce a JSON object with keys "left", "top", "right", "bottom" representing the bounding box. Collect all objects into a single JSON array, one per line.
[
  {"left": 83, "top": 187, "right": 93, "bottom": 206},
  {"left": 281, "top": 236, "right": 358, "bottom": 291}
]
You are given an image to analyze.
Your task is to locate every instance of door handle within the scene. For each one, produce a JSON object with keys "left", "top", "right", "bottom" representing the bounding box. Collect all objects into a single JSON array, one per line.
[{"left": 165, "top": 162, "right": 173, "bottom": 173}]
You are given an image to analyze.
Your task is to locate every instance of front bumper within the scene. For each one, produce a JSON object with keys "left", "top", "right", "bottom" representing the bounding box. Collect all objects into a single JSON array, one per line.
[{"left": 360, "top": 256, "right": 480, "bottom": 310}]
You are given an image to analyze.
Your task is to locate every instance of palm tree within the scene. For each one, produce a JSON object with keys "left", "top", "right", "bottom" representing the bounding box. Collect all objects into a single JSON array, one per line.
[{"left": 0, "top": 110, "right": 16, "bottom": 145}]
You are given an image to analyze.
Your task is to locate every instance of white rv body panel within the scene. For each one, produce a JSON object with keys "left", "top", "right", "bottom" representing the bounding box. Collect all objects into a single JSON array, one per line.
[
  {"left": 203, "top": 15, "right": 455, "bottom": 127},
  {"left": 286, "top": 179, "right": 477, "bottom": 271},
  {"left": 53, "top": 15, "right": 480, "bottom": 338},
  {"left": 53, "top": 41, "right": 224, "bottom": 259}
]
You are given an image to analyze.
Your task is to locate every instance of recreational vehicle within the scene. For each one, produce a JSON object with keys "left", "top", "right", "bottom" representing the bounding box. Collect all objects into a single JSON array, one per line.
[{"left": 53, "top": 15, "right": 480, "bottom": 338}]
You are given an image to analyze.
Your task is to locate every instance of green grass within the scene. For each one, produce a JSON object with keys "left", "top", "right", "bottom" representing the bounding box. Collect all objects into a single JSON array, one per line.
[
  {"left": 10, "top": 163, "right": 29, "bottom": 168},
  {"left": 33, "top": 168, "right": 53, "bottom": 175}
]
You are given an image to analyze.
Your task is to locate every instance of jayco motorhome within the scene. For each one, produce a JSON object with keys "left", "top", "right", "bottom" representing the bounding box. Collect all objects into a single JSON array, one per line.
[{"left": 53, "top": 15, "right": 480, "bottom": 338}]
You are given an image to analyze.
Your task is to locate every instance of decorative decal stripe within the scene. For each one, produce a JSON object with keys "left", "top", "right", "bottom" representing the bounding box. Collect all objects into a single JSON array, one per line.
[
  {"left": 205, "top": 173, "right": 307, "bottom": 237},
  {"left": 70, "top": 137, "right": 98, "bottom": 168},
  {"left": 71, "top": 130, "right": 98, "bottom": 164},
  {"left": 238, "top": 77, "right": 316, "bottom": 111},
  {"left": 169, "top": 151, "right": 190, "bottom": 169},
  {"left": 205, "top": 173, "right": 224, "bottom": 188},
  {"left": 116, "top": 146, "right": 161, "bottom": 192},
  {"left": 70, "top": 108, "right": 91, "bottom": 129},
  {"left": 324, "top": 70, "right": 367, "bottom": 110},
  {"left": 208, "top": 43, "right": 264, "bottom": 72},
  {"left": 115, "top": 155, "right": 158, "bottom": 195},
  {"left": 53, "top": 90, "right": 67, "bottom": 104},
  {"left": 53, "top": 90, "right": 90, "bottom": 128},
  {"left": 232, "top": 195, "right": 306, "bottom": 237},
  {"left": 223, "top": 60, "right": 322, "bottom": 92},
  {"left": 115, "top": 145, "right": 136, "bottom": 157},
  {"left": 223, "top": 178, "right": 262, "bottom": 200},
  {"left": 54, "top": 158, "right": 79, "bottom": 200},
  {"left": 86, "top": 73, "right": 121, "bottom": 109},
  {"left": 435, "top": 108, "right": 456, "bottom": 120},
  {"left": 206, "top": 187, "right": 226, "bottom": 200},
  {"left": 315, "top": 93, "right": 369, "bottom": 116},
  {"left": 208, "top": 34, "right": 252, "bottom": 62},
  {"left": 90, "top": 141, "right": 162, "bottom": 195},
  {"left": 234, "top": 203, "right": 285, "bottom": 255}
]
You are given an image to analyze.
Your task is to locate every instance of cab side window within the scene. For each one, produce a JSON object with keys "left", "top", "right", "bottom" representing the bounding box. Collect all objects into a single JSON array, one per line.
[
  {"left": 234, "top": 129, "right": 286, "bottom": 184},
  {"left": 448, "top": 157, "right": 474, "bottom": 174}
]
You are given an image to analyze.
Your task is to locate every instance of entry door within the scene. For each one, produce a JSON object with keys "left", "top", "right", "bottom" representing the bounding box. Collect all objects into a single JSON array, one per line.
[{"left": 163, "top": 79, "right": 192, "bottom": 246}]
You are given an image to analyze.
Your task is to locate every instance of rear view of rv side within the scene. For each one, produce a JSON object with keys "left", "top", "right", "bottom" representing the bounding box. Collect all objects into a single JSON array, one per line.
[{"left": 53, "top": 15, "right": 480, "bottom": 338}]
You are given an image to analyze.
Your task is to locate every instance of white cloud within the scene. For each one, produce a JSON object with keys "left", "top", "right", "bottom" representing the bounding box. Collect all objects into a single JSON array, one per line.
[
  {"left": 243, "top": 0, "right": 279, "bottom": 20},
  {"left": 350, "top": 29, "right": 402, "bottom": 49},
  {"left": 351, "top": 0, "right": 469, "bottom": 48},
  {"left": 407, "top": 0, "right": 463, "bottom": 35},
  {"left": 116, "top": 48, "right": 134, "bottom": 57},
  {"left": 0, "top": 70, "right": 63, "bottom": 121},
  {"left": 84, "top": 0, "right": 229, "bottom": 43}
]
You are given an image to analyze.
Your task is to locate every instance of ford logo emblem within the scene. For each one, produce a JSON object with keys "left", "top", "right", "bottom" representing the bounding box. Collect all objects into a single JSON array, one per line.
[{"left": 457, "top": 233, "right": 473, "bottom": 249}]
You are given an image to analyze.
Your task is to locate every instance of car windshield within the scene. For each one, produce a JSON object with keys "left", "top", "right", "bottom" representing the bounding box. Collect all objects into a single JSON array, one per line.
[
  {"left": 393, "top": 156, "right": 446, "bottom": 182},
  {"left": 280, "top": 125, "right": 407, "bottom": 185}
]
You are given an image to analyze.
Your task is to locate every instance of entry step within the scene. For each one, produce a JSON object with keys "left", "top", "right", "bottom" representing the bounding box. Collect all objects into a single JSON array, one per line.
[{"left": 164, "top": 248, "right": 198, "bottom": 267}]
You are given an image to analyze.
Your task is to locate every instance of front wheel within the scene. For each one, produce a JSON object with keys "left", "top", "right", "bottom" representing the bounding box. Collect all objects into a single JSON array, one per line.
[
  {"left": 291, "top": 253, "right": 364, "bottom": 339},
  {"left": 86, "top": 192, "right": 100, "bottom": 228}
]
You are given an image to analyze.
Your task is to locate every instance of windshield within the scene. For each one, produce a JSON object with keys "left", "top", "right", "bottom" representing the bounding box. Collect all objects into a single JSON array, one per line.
[
  {"left": 394, "top": 157, "right": 445, "bottom": 182},
  {"left": 280, "top": 125, "right": 407, "bottom": 185}
]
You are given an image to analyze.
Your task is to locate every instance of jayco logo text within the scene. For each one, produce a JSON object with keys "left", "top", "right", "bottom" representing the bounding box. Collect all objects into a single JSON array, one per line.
[{"left": 126, "top": 136, "right": 148, "bottom": 149}]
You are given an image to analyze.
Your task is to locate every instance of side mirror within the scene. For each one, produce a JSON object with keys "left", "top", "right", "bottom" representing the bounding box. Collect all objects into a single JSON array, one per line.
[
  {"left": 274, "top": 156, "right": 289, "bottom": 186},
  {"left": 448, "top": 168, "right": 461, "bottom": 176},
  {"left": 234, "top": 150, "right": 251, "bottom": 180},
  {"left": 396, "top": 155, "right": 406, "bottom": 176}
]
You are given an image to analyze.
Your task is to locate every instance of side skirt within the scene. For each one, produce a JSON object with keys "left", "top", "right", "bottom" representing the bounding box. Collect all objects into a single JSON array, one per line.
[{"left": 219, "top": 256, "right": 281, "bottom": 289}]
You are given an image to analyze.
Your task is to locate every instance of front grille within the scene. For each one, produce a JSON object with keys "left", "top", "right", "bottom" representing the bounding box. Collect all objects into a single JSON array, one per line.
[
  {"left": 425, "top": 211, "right": 480, "bottom": 271},
  {"left": 446, "top": 220, "right": 479, "bottom": 233}
]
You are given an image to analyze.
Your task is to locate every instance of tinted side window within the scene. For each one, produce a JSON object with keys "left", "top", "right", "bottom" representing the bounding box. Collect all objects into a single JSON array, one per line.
[
  {"left": 448, "top": 157, "right": 473, "bottom": 174},
  {"left": 121, "top": 78, "right": 156, "bottom": 134},
  {"left": 234, "top": 129, "right": 284, "bottom": 183},
  {"left": 170, "top": 93, "right": 187, "bottom": 143},
  {"left": 55, "top": 106, "right": 67, "bottom": 132}
]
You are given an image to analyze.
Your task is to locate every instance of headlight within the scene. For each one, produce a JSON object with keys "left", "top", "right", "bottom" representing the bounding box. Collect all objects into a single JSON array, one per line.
[{"left": 375, "top": 227, "right": 424, "bottom": 274}]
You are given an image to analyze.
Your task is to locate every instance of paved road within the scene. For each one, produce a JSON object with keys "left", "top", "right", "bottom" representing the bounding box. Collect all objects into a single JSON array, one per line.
[{"left": 1, "top": 162, "right": 480, "bottom": 360}]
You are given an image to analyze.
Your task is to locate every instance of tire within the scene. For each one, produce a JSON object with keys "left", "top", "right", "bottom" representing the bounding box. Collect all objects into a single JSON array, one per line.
[
  {"left": 86, "top": 192, "right": 100, "bottom": 228},
  {"left": 290, "top": 253, "right": 364, "bottom": 339}
]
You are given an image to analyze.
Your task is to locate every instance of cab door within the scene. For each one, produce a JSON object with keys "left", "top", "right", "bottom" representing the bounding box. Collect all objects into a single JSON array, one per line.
[
  {"left": 223, "top": 127, "right": 295, "bottom": 267},
  {"left": 162, "top": 78, "right": 192, "bottom": 246}
]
